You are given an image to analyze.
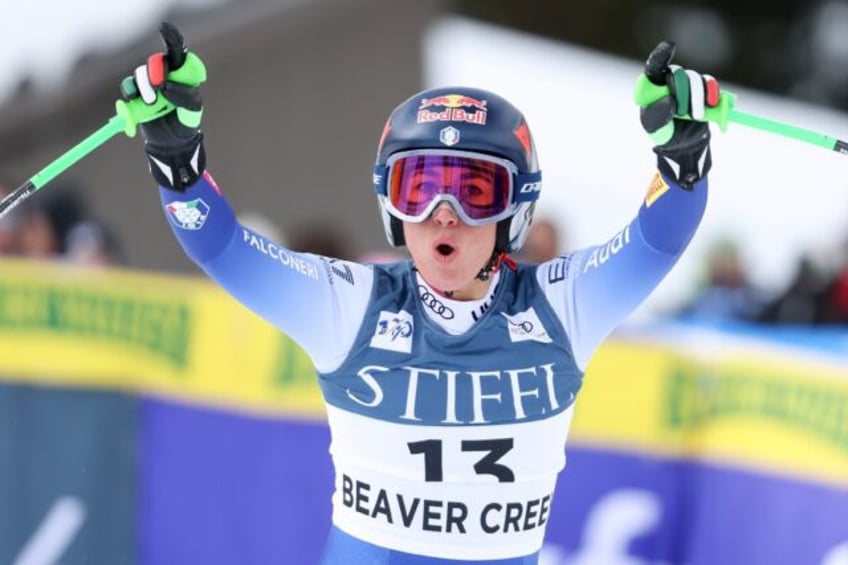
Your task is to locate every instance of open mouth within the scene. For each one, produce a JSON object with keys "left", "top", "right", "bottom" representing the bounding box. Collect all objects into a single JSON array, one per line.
[{"left": 436, "top": 243, "right": 455, "bottom": 256}]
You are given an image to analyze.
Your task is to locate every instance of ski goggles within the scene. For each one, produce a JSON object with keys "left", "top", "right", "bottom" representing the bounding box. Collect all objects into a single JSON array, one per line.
[{"left": 373, "top": 149, "right": 541, "bottom": 226}]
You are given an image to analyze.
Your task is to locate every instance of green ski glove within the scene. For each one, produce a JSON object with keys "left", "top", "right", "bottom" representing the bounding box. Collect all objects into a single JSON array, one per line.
[
  {"left": 121, "top": 22, "right": 207, "bottom": 191},
  {"left": 637, "top": 41, "right": 721, "bottom": 189}
]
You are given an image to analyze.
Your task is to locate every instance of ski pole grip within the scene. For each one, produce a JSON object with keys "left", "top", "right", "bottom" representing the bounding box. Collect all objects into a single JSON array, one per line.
[
  {"left": 114, "top": 96, "right": 176, "bottom": 137},
  {"left": 112, "top": 51, "right": 205, "bottom": 137},
  {"left": 633, "top": 73, "right": 737, "bottom": 133}
]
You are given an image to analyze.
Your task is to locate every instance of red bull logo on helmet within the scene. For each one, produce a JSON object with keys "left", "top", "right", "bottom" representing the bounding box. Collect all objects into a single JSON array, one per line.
[{"left": 417, "top": 94, "right": 488, "bottom": 125}]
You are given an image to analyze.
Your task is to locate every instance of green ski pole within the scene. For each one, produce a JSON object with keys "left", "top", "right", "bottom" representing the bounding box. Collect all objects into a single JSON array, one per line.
[
  {"left": 633, "top": 72, "right": 848, "bottom": 157},
  {"left": 0, "top": 24, "right": 205, "bottom": 220},
  {"left": 0, "top": 94, "right": 175, "bottom": 220}
]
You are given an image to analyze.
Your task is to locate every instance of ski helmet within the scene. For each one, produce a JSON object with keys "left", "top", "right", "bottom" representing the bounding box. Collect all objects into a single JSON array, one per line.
[{"left": 372, "top": 86, "right": 542, "bottom": 253}]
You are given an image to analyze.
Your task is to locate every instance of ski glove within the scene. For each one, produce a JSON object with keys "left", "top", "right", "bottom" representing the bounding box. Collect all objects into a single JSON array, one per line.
[
  {"left": 639, "top": 41, "right": 719, "bottom": 189},
  {"left": 121, "top": 22, "right": 207, "bottom": 191}
]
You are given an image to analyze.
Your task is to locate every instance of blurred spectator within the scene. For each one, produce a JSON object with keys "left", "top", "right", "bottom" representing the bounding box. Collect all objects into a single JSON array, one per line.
[
  {"left": 0, "top": 181, "right": 126, "bottom": 267},
  {"left": 65, "top": 220, "right": 124, "bottom": 266},
  {"left": 806, "top": 227, "right": 848, "bottom": 325},
  {"left": 0, "top": 213, "right": 20, "bottom": 255},
  {"left": 678, "top": 238, "right": 763, "bottom": 321},
  {"left": 287, "top": 220, "right": 355, "bottom": 260},
  {"left": 0, "top": 180, "right": 24, "bottom": 255},
  {"left": 17, "top": 184, "right": 86, "bottom": 259},
  {"left": 757, "top": 212, "right": 848, "bottom": 326},
  {"left": 18, "top": 204, "right": 63, "bottom": 259},
  {"left": 756, "top": 254, "right": 833, "bottom": 325},
  {"left": 513, "top": 216, "right": 565, "bottom": 263},
  {"left": 820, "top": 265, "right": 848, "bottom": 324},
  {"left": 820, "top": 223, "right": 848, "bottom": 324}
]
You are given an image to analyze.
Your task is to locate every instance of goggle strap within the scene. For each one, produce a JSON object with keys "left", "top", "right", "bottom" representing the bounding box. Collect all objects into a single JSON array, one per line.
[
  {"left": 373, "top": 164, "right": 389, "bottom": 196},
  {"left": 513, "top": 171, "right": 543, "bottom": 203}
]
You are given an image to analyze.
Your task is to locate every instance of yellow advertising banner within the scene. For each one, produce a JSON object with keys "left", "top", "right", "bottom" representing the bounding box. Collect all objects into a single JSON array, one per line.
[
  {"left": 0, "top": 259, "right": 324, "bottom": 419},
  {"left": 572, "top": 333, "right": 848, "bottom": 489},
  {"left": 1, "top": 259, "right": 846, "bottom": 488}
]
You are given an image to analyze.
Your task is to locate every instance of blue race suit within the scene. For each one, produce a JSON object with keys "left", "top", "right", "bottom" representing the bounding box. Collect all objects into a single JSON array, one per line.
[{"left": 159, "top": 170, "right": 707, "bottom": 563}]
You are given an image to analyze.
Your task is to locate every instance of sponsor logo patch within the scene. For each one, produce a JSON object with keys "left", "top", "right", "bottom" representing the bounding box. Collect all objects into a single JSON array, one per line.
[
  {"left": 583, "top": 225, "right": 631, "bottom": 273},
  {"left": 417, "top": 94, "right": 488, "bottom": 125},
  {"left": 645, "top": 172, "right": 670, "bottom": 208},
  {"left": 440, "top": 126, "right": 460, "bottom": 146},
  {"left": 547, "top": 255, "right": 573, "bottom": 284},
  {"left": 418, "top": 285, "right": 455, "bottom": 320},
  {"left": 329, "top": 260, "right": 355, "bottom": 285},
  {"left": 502, "top": 307, "right": 552, "bottom": 344},
  {"left": 370, "top": 310, "right": 414, "bottom": 353},
  {"left": 166, "top": 198, "right": 209, "bottom": 230}
]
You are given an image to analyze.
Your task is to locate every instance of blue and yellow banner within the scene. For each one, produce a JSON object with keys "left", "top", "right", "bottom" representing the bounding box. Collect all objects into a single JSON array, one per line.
[
  {"left": 1, "top": 259, "right": 846, "bottom": 564},
  {"left": 572, "top": 326, "right": 848, "bottom": 490},
  {"left": 0, "top": 258, "right": 322, "bottom": 418}
]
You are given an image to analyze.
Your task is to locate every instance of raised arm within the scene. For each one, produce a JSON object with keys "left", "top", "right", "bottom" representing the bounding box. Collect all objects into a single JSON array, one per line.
[
  {"left": 120, "top": 23, "right": 373, "bottom": 371},
  {"left": 540, "top": 41, "right": 718, "bottom": 369}
]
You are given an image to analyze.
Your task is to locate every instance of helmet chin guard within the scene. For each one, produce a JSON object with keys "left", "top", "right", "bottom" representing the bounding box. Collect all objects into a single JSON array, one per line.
[{"left": 373, "top": 87, "right": 542, "bottom": 254}]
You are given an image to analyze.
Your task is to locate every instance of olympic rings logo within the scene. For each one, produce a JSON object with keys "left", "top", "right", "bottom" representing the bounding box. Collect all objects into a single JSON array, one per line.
[{"left": 418, "top": 285, "right": 456, "bottom": 320}]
